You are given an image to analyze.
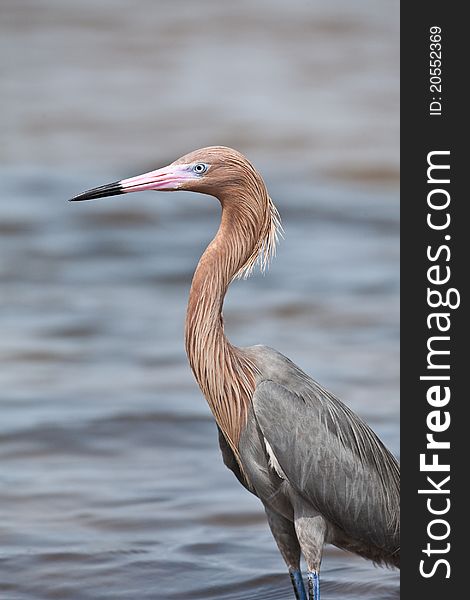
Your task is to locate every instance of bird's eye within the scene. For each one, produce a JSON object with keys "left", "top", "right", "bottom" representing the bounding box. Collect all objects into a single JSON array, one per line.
[{"left": 193, "top": 163, "right": 208, "bottom": 175}]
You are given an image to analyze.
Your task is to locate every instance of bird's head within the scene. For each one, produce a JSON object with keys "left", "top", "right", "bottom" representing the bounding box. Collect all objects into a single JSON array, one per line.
[{"left": 70, "top": 146, "right": 263, "bottom": 202}]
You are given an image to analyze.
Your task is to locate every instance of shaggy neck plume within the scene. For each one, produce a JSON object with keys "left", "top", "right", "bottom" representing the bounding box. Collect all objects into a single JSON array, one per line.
[{"left": 185, "top": 179, "right": 279, "bottom": 455}]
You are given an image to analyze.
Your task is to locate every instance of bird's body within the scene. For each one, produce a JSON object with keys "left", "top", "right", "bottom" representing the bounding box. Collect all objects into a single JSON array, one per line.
[
  {"left": 221, "top": 344, "right": 399, "bottom": 566},
  {"left": 71, "top": 146, "right": 400, "bottom": 600}
]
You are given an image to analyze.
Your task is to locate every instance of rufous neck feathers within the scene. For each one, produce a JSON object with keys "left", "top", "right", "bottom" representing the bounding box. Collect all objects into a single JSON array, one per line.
[{"left": 184, "top": 179, "right": 280, "bottom": 453}]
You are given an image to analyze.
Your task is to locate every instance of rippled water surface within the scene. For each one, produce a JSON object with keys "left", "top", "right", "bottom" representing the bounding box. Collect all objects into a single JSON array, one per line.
[{"left": 1, "top": 1, "right": 399, "bottom": 598}]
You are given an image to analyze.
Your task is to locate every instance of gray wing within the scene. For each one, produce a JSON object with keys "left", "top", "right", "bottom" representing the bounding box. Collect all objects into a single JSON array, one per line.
[{"left": 252, "top": 379, "right": 399, "bottom": 553}]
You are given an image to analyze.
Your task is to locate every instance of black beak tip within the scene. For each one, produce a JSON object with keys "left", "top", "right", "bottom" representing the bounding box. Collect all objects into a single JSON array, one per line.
[{"left": 68, "top": 181, "right": 124, "bottom": 202}]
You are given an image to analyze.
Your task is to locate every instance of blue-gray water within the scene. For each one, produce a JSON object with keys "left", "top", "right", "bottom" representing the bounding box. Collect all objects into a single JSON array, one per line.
[{"left": 1, "top": 1, "right": 399, "bottom": 598}]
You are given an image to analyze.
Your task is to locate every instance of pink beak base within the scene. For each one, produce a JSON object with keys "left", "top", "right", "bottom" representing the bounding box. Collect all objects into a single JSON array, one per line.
[{"left": 69, "top": 164, "right": 194, "bottom": 202}]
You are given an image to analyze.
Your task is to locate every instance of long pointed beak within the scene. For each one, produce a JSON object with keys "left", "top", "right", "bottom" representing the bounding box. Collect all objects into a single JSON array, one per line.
[{"left": 69, "top": 164, "right": 194, "bottom": 202}]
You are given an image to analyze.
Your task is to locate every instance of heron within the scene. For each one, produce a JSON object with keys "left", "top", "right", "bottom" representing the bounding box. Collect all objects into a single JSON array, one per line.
[{"left": 70, "top": 146, "right": 400, "bottom": 600}]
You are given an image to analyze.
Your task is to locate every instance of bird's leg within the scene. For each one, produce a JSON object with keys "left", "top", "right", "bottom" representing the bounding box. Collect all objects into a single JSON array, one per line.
[
  {"left": 293, "top": 513, "right": 326, "bottom": 600},
  {"left": 264, "top": 507, "right": 307, "bottom": 600},
  {"left": 289, "top": 569, "right": 307, "bottom": 600},
  {"left": 307, "top": 571, "right": 320, "bottom": 600}
]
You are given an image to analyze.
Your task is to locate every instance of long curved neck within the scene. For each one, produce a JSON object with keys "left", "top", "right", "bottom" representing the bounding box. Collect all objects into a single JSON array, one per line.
[{"left": 185, "top": 199, "right": 262, "bottom": 452}]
